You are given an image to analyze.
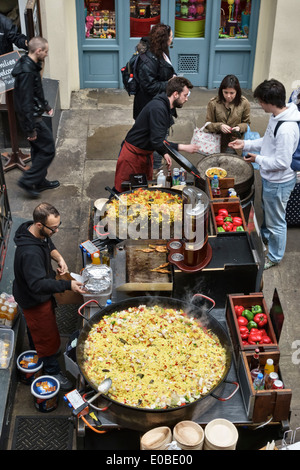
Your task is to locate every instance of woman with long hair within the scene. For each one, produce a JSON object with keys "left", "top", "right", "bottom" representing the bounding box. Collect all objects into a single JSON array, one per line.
[
  {"left": 133, "top": 23, "right": 176, "bottom": 120},
  {"left": 204, "top": 74, "right": 251, "bottom": 154}
]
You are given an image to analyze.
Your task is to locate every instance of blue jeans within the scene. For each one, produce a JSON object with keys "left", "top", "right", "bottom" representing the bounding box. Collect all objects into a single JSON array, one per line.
[{"left": 261, "top": 176, "right": 296, "bottom": 263}]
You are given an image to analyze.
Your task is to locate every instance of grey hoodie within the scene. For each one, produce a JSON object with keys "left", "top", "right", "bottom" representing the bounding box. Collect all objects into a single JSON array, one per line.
[{"left": 244, "top": 102, "right": 300, "bottom": 183}]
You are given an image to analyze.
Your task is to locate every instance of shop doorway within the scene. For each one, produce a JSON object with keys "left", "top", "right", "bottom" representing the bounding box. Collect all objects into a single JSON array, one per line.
[{"left": 77, "top": 0, "right": 260, "bottom": 89}]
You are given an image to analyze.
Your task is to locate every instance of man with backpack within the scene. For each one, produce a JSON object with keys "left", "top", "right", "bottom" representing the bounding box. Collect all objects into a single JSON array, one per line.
[{"left": 229, "top": 79, "right": 300, "bottom": 270}]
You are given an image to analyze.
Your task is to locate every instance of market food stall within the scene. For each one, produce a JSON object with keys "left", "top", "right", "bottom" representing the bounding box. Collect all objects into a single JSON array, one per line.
[{"left": 61, "top": 150, "right": 292, "bottom": 450}]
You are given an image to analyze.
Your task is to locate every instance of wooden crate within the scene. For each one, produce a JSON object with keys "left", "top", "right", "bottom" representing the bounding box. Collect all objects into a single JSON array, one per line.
[
  {"left": 225, "top": 293, "right": 279, "bottom": 363},
  {"left": 237, "top": 350, "right": 292, "bottom": 422},
  {"left": 210, "top": 200, "right": 247, "bottom": 235},
  {"left": 206, "top": 176, "right": 239, "bottom": 201}
]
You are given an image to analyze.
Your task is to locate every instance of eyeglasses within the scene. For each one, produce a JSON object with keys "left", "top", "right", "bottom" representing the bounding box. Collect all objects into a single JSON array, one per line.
[{"left": 41, "top": 221, "right": 62, "bottom": 233}]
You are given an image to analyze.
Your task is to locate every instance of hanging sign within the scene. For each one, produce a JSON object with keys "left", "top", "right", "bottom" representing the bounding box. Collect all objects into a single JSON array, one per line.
[{"left": 0, "top": 51, "right": 21, "bottom": 95}]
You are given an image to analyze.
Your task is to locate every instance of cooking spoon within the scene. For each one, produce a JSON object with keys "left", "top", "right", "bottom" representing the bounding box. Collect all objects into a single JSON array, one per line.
[{"left": 87, "top": 378, "right": 112, "bottom": 404}]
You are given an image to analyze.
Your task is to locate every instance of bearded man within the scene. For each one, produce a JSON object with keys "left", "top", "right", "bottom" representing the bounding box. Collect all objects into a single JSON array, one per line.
[
  {"left": 13, "top": 203, "right": 85, "bottom": 389},
  {"left": 114, "top": 76, "right": 198, "bottom": 192}
]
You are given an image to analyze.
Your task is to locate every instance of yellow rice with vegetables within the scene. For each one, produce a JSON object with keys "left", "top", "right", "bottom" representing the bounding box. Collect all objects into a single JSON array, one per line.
[
  {"left": 82, "top": 305, "right": 227, "bottom": 409},
  {"left": 106, "top": 188, "right": 182, "bottom": 224}
]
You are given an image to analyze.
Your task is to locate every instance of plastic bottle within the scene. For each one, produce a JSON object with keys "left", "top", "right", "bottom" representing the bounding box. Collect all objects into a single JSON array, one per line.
[
  {"left": 253, "top": 372, "right": 265, "bottom": 390},
  {"left": 263, "top": 358, "right": 275, "bottom": 388},
  {"left": 179, "top": 167, "right": 186, "bottom": 184},
  {"left": 157, "top": 170, "right": 166, "bottom": 186},
  {"left": 264, "top": 359, "right": 274, "bottom": 376},
  {"left": 172, "top": 168, "right": 180, "bottom": 186},
  {"left": 166, "top": 171, "right": 172, "bottom": 188},
  {"left": 92, "top": 252, "right": 100, "bottom": 264},
  {"left": 211, "top": 174, "right": 220, "bottom": 196}
]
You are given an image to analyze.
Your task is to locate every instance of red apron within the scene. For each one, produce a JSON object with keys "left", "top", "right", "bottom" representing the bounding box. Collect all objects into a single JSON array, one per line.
[
  {"left": 23, "top": 299, "right": 60, "bottom": 357},
  {"left": 114, "top": 141, "right": 153, "bottom": 192}
]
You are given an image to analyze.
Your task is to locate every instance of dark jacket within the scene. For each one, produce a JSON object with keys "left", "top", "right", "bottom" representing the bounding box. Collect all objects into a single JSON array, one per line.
[
  {"left": 11, "top": 54, "right": 51, "bottom": 137},
  {"left": 13, "top": 221, "right": 71, "bottom": 309},
  {"left": 126, "top": 92, "right": 178, "bottom": 156},
  {"left": 133, "top": 38, "right": 176, "bottom": 119},
  {"left": 0, "top": 13, "right": 27, "bottom": 56}
]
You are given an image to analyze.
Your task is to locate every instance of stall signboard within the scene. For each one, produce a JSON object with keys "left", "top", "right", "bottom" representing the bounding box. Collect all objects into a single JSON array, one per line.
[{"left": 0, "top": 51, "right": 21, "bottom": 95}]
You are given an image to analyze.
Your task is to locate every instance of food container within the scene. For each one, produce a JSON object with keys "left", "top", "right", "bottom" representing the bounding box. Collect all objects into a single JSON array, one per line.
[
  {"left": 173, "top": 421, "right": 204, "bottom": 450},
  {"left": 205, "top": 167, "right": 227, "bottom": 179},
  {"left": 206, "top": 176, "right": 238, "bottom": 201},
  {"left": 204, "top": 419, "right": 238, "bottom": 450},
  {"left": 76, "top": 296, "right": 236, "bottom": 432},
  {"left": 31, "top": 375, "right": 60, "bottom": 412},
  {"left": 210, "top": 201, "right": 247, "bottom": 235},
  {"left": 226, "top": 293, "right": 279, "bottom": 364},
  {"left": 237, "top": 351, "right": 292, "bottom": 422},
  {"left": 71, "top": 264, "right": 112, "bottom": 307},
  {"left": 0, "top": 328, "right": 14, "bottom": 369},
  {"left": 140, "top": 426, "right": 172, "bottom": 450},
  {"left": 17, "top": 350, "right": 43, "bottom": 384}
]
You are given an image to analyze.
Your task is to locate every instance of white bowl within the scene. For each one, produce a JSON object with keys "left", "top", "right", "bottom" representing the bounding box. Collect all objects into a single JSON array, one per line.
[
  {"left": 140, "top": 426, "right": 172, "bottom": 450},
  {"left": 204, "top": 419, "right": 238, "bottom": 450},
  {"left": 173, "top": 421, "right": 204, "bottom": 450},
  {"left": 205, "top": 167, "right": 227, "bottom": 178}
]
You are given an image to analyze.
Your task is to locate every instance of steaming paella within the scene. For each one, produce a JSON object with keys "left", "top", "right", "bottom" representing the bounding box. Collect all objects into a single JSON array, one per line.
[
  {"left": 82, "top": 305, "right": 227, "bottom": 409},
  {"left": 105, "top": 188, "right": 182, "bottom": 225}
]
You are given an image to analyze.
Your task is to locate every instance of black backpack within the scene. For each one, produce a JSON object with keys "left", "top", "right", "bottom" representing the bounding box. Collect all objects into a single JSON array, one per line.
[
  {"left": 121, "top": 52, "right": 140, "bottom": 96},
  {"left": 121, "top": 52, "right": 149, "bottom": 96}
]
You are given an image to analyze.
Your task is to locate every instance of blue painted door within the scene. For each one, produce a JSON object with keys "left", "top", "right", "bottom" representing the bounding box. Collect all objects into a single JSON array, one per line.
[
  {"left": 77, "top": 1, "right": 260, "bottom": 89},
  {"left": 207, "top": 0, "right": 261, "bottom": 89},
  {"left": 77, "top": 0, "right": 122, "bottom": 88},
  {"left": 121, "top": 1, "right": 213, "bottom": 88}
]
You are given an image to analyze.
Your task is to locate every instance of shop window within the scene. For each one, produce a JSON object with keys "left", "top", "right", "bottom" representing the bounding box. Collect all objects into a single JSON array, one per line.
[
  {"left": 84, "top": 0, "right": 116, "bottom": 39},
  {"left": 130, "top": 1, "right": 161, "bottom": 38},
  {"left": 175, "top": 1, "right": 206, "bottom": 39},
  {"left": 219, "top": 0, "right": 251, "bottom": 39}
]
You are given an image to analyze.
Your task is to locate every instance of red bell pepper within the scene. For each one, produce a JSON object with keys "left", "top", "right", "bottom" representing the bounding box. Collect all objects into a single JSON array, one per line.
[
  {"left": 232, "top": 216, "right": 243, "bottom": 226},
  {"left": 237, "top": 316, "right": 248, "bottom": 327},
  {"left": 234, "top": 305, "right": 244, "bottom": 316},
  {"left": 248, "top": 330, "right": 264, "bottom": 344},
  {"left": 239, "top": 326, "right": 249, "bottom": 340},
  {"left": 259, "top": 335, "right": 272, "bottom": 344},
  {"left": 215, "top": 215, "right": 224, "bottom": 226},
  {"left": 218, "top": 209, "right": 228, "bottom": 217},
  {"left": 258, "top": 329, "right": 268, "bottom": 337},
  {"left": 223, "top": 221, "right": 233, "bottom": 232},
  {"left": 253, "top": 313, "right": 268, "bottom": 328},
  {"left": 242, "top": 340, "right": 249, "bottom": 345}
]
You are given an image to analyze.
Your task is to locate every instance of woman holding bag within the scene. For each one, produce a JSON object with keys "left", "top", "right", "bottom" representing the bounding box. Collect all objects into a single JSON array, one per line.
[{"left": 204, "top": 75, "right": 251, "bottom": 155}]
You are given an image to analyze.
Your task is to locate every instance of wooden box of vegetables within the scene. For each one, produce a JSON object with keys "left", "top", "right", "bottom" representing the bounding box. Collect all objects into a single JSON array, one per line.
[
  {"left": 210, "top": 201, "right": 247, "bottom": 235},
  {"left": 225, "top": 293, "right": 279, "bottom": 363},
  {"left": 237, "top": 350, "right": 292, "bottom": 422}
]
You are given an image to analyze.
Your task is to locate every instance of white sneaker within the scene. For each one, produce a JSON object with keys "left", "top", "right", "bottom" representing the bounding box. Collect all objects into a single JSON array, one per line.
[{"left": 264, "top": 257, "right": 278, "bottom": 270}]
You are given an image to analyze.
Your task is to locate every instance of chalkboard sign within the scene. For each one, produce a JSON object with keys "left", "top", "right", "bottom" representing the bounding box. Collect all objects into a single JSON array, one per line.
[{"left": 0, "top": 51, "right": 21, "bottom": 95}]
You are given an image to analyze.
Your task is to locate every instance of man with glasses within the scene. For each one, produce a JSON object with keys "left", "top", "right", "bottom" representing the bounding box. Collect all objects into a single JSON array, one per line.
[{"left": 13, "top": 203, "right": 85, "bottom": 390}]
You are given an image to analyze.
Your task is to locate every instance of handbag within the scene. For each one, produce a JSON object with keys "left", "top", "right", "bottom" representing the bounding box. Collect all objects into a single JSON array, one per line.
[{"left": 191, "top": 122, "right": 221, "bottom": 155}]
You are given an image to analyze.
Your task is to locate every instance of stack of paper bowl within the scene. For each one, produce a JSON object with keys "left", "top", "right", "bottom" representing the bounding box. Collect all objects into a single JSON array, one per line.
[
  {"left": 173, "top": 421, "right": 204, "bottom": 450},
  {"left": 204, "top": 419, "right": 238, "bottom": 450},
  {"left": 140, "top": 426, "right": 172, "bottom": 450}
]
